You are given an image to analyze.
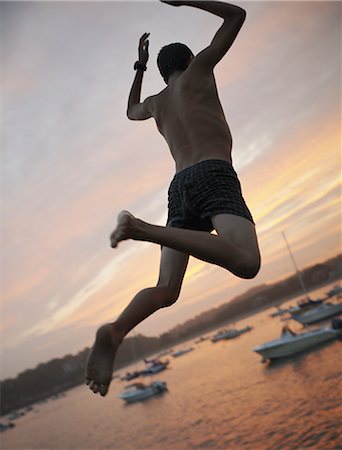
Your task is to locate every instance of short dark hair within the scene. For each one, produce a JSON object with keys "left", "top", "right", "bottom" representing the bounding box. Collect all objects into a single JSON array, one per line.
[{"left": 157, "top": 43, "right": 194, "bottom": 83}]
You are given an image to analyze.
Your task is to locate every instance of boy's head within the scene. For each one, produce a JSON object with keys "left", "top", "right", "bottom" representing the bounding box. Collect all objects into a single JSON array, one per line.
[{"left": 157, "top": 43, "right": 194, "bottom": 84}]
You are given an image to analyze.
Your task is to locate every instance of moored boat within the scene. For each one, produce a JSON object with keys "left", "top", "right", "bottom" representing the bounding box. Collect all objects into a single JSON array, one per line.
[
  {"left": 140, "top": 359, "right": 169, "bottom": 376},
  {"left": 291, "top": 302, "right": 342, "bottom": 325},
  {"left": 325, "top": 285, "right": 342, "bottom": 298},
  {"left": 211, "top": 326, "right": 252, "bottom": 343},
  {"left": 171, "top": 347, "right": 194, "bottom": 357},
  {"left": 253, "top": 320, "right": 342, "bottom": 362},
  {"left": 118, "top": 381, "right": 168, "bottom": 403}
]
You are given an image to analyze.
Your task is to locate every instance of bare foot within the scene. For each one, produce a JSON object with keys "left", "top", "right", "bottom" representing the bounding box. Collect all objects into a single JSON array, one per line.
[
  {"left": 110, "top": 210, "right": 136, "bottom": 248},
  {"left": 85, "top": 323, "right": 121, "bottom": 397}
]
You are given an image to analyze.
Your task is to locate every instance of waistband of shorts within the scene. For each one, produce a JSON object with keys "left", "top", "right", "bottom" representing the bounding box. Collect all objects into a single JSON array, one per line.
[{"left": 174, "top": 159, "right": 234, "bottom": 177}]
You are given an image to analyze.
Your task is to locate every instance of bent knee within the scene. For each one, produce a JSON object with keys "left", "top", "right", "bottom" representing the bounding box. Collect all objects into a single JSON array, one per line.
[
  {"left": 227, "top": 253, "right": 260, "bottom": 279},
  {"left": 241, "top": 263, "right": 260, "bottom": 279},
  {"left": 156, "top": 284, "right": 181, "bottom": 308},
  {"left": 241, "top": 256, "right": 261, "bottom": 279}
]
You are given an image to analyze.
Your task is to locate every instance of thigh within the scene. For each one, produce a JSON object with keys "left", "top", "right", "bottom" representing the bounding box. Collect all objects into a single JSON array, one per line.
[
  {"left": 212, "top": 213, "right": 260, "bottom": 257},
  {"left": 157, "top": 246, "right": 189, "bottom": 295}
]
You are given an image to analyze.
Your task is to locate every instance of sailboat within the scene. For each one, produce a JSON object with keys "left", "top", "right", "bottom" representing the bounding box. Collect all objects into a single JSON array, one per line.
[
  {"left": 269, "top": 232, "right": 329, "bottom": 319},
  {"left": 253, "top": 233, "right": 342, "bottom": 361}
]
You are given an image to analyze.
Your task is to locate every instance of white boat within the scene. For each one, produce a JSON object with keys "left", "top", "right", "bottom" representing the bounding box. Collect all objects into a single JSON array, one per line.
[
  {"left": 253, "top": 321, "right": 342, "bottom": 362},
  {"left": 326, "top": 285, "right": 342, "bottom": 298},
  {"left": 291, "top": 302, "right": 342, "bottom": 325},
  {"left": 0, "top": 422, "right": 15, "bottom": 433},
  {"left": 270, "top": 297, "right": 324, "bottom": 318},
  {"left": 140, "top": 359, "right": 169, "bottom": 376},
  {"left": 211, "top": 326, "right": 252, "bottom": 343},
  {"left": 194, "top": 335, "right": 209, "bottom": 344},
  {"left": 118, "top": 381, "right": 168, "bottom": 403},
  {"left": 171, "top": 347, "right": 194, "bottom": 357},
  {"left": 270, "top": 306, "right": 293, "bottom": 317}
]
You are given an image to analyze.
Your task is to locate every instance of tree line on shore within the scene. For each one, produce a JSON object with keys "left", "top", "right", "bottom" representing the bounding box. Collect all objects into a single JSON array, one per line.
[{"left": 1, "top": 254, "right": 341, "bottom": 416}]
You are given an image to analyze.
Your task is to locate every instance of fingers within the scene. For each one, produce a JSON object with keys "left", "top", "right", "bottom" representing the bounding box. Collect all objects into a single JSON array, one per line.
[{"left": 139, "top": 32, "right": 150, "bottom": 45}]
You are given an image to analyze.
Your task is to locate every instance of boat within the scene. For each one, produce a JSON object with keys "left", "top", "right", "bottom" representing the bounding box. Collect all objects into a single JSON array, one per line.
[
  {"left": 271, "top": 297, "right": 325, "bottom": 317},
  {"left": 269, "top": 232, "right": 331, "bottom": 320},
  {"left": 326, "top": 285, "right": 342, "bottom": 298},
  {"left": 118, "top": 381, "right": 168, "bottom": 403},
  {"left": 120, "top": 370, "right": 141, "bottom": 382},
  {"left": 270, "top": 306, "right": 293, "bottom": 317},
  {"left": 0, "top": 422, "right": 15, "bottom": 433},
  {"left": 171, "top": 347, "right": 194, "bottom": 357},
  {"left": 194, "top": 335, "right": 209, "bottom": 344},
  {"left": 253, "top": 320, "right": 342, "bottom": 362},
  {"left": 140, "top": 359, "right": 169, "bottom": 376},
  {"left": 157, "top": 349, "right": 174, "bottom": 357},
  {"left": 211, "top": 326, "right": 252, "bottom": 343},
  {"left": 291, "top": 302, "right": 342, "bottom": 325}
]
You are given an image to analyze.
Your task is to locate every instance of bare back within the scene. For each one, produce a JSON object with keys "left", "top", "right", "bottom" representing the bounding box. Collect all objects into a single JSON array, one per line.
[{"left": 150, "top": 65, "right": 233, "bottom": 172}]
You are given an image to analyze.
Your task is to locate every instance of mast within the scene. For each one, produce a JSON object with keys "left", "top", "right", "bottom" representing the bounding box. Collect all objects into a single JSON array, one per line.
[{"left": 282, "top": 231, "right": 310, "bottom": 300}]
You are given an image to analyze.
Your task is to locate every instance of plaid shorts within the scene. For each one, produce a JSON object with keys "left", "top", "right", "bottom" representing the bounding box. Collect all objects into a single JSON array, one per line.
[{"left": 167, "top": 159, "right": 254, "bottom": 232}]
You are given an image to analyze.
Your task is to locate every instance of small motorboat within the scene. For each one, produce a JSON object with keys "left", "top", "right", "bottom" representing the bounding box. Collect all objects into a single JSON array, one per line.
[
  {"left": 270, "top": 306, "right": 293, "bottom": 317},
  {"left": 270, "top": 298, "right": 324, "bottom": 317},
  {"left": 194, "top": 335, "right": 209, "bottom": 344},
  {"left": 171, "top": 347, "right": 194, "bottom": 357},
  {"left": 211, "top": 326, "right": 252, "bottom": 343},
  {"left": 253, "top": 320, "right": 342, "bottom": 362},
  {"left": 0, "top": 422, "right": 15, "bottom": 433},
  {"left": 291, "top": 302, "right": 342, "bottom": 325},
  {"left": 325, "top": 285, "right": 342, "bottom": 298},
  {"left": 140, "top": 359, "right": 169, "bottom": 376},
  {"left": 118, "top": 381, "right": 168, "bottom": 403},
  {"left": 120, "top": 370, "right": 142, "bottom": 381}
]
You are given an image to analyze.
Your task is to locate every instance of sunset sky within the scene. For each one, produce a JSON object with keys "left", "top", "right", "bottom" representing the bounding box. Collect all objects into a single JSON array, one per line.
[{"left": 2, "top": 1, "right": 341, "bottom": 379}]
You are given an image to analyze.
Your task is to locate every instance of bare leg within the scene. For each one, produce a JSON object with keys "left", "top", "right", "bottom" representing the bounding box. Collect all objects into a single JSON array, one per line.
[
  {"left": 86, "top": 211, "right": 260, "bottom": 397},
  {"left": 85, "top": 247, "right": 189, "bottom": 396},
  {"left": 111, "top": 211, "right": 260, "bottom": 278}
]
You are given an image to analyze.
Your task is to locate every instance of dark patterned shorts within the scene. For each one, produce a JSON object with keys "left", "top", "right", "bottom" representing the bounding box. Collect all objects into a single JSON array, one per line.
[{"left": 167, "top": 159, "right": 254, "bottom": 232}]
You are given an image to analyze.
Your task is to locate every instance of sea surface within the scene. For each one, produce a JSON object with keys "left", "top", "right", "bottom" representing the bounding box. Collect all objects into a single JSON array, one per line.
[{"left": 2, "top": 283, "right": 342, "bottom": 450}]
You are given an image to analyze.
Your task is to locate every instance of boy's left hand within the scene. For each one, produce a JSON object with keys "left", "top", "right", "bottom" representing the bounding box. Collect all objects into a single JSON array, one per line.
[{"left": 138, "top": 33, "right": 150, "bottom": 65}]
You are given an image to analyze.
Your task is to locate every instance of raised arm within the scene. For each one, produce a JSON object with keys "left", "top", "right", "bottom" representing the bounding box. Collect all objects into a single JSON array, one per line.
[
  {"left": 161, "top": 1, "right": 246, "bottom": 69},
  {"left": 127, "top": 33, "right": 153, "bottom": 121}
]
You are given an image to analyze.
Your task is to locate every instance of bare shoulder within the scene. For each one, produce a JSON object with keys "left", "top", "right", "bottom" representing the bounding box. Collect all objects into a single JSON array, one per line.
[{"left": 147, "top": 89, "right": 167, "bottom": 115}]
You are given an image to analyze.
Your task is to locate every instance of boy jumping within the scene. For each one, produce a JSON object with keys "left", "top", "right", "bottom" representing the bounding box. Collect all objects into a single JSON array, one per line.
[{"left": 86, "top": 0, "right": 261, "bottom": 397}]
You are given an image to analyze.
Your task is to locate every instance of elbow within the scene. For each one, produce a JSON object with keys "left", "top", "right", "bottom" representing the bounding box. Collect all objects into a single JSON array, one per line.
[
  {"left": 126, "top": 109, "right": 135, "bottom": 121},
  {"left": 223, "top": 7, "right": 246, "bottom": 26},
  {"left": 237, "top": 8, "right": 246, "bottom": 24},
  {"left": 232, "top": 7, "right": 246, "bottom": 23}
]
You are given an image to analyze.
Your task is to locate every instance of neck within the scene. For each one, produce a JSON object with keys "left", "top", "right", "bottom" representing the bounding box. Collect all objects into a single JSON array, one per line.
[{"left": 168, "top": 70, "right": 184, "bottom": 85}]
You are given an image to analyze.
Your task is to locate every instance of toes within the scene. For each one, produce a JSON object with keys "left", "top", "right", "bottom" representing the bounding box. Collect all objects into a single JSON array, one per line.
[
  {"left": 91, "top": 383, "right": 100, "bottom": 394},
  {"left": 99, "top": 384, "right": 109, "bottom": 397},
  {"left": 86, "top": 380, "right": 109, "bottom": 396},
  {"left": 88, "top": 381, "right": 97, "bottom": 393}
]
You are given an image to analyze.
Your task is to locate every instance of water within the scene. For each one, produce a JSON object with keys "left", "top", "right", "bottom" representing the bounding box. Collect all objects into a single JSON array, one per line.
[{"left": 2, "top": 283, "right": 342, "bottom": 450}]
